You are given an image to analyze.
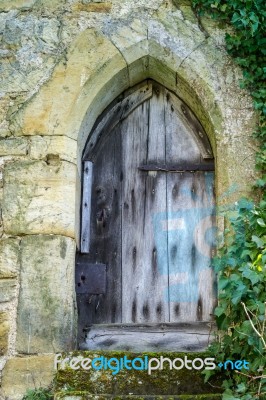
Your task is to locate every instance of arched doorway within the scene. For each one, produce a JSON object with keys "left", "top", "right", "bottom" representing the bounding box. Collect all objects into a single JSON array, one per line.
[{"left": 76, "top": 80, "right": 216, "bottom": 351}]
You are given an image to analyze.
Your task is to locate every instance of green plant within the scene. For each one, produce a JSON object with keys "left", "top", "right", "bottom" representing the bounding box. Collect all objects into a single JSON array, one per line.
[
  {"left": 191, "top": 2, "right": 266, "bottom": 398},
  {"left": 192, "top": 0, "right": 266, "bottom": 185},
  {"left": 22, "top": 388, "right": 53, "bottom": 400},
  {"left": 206, "top": 199, "right": 266, "bottom": 399}
]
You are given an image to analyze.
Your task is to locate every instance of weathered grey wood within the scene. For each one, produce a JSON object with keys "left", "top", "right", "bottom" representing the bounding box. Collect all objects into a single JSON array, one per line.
[
  {"left": 163, "top": 93, "right": 215, "bottom": 322},
  {"left": 78, "top": 80, "right": 217, "bottom": 348},
  {"left": 121, "top": 84, "right": 169, "bottom": 323},
  {"left": 77, "top": 124, "right": 123, "bottom": 345},
  {"left": 84, "top": 321, "right": 214, "bottom": 332},
  {"left": 80, "top": 322, "right": 215, "bottom": 352},
  {"left": 81, "top": 161, "right": 93, "bottom": 253},
  {"left": 83, "top": 82, "right": 152, "bottom": 160},
  {"left": 138, "top": 162, "right": 214, "bottom": 172},
  {"left": 165, "top": 92, "right": 201, "bottom": 165},
  {"left": 89, "top": 124, "right": 122, "bottom": 324},
  {"left": 166, "top": 171, "right": 216, "bottom": 322},
  {"left": 168, "top": 92, "right": 213, "bottom": 159}
]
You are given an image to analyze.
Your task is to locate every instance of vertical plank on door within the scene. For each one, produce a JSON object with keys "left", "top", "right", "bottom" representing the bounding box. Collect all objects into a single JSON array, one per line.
[
  {"left": 121, "top": 84, "right": 169, "bottom": 323},
  {"left": 84, "top": 125, "right": 122, "bottom": 324},
  {"left": 195, "top": 171, "right": 216, "bottom": 321},
  {"left": 166, "top": 171, "right": 216, "bottom": 322},
  {"left": 164, "top": 88, "right": 215, "bottom": 322}
]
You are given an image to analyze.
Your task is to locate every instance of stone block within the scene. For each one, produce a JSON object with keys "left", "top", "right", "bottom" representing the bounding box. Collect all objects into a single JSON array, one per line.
[
  {"left": 12, "top": 28, "right": 128, "bottom": 141},
  {"left": 73, "top": 2, "right": 112, "bottom": 13},
  {"left": 148, "top": 9, "right": 205, "bottom": 67},
  {"left": 30, "top": 136, "right": 77, "bottom": 164},
  {"left": 0, "top": 137, "right": 28, "bottom": 156},
  {"left": 0, "top": 0, "right": 36, "bottom": 11},
  {"left": 0, "top": 279, "right": 16, "bottom": 302},
  {"left": 148, "top": 56, "right": 176, "bottom": 93},
  {"left": 1, "top": 355, "right": 54, "bottom": 400},
  {"left": 0, "top": 238, "right": 20, "bottom": 278},
  {"left": 16, "top": 235, "right": 77, "bottom": 354},
  {"left": 128, "top": 56, "right": 149, "bottom": 87},
  {"left": 2, "top": 160, "right": 76, "bottom": 237},
  {"left": 107, "top": 19, "right": 148, "bottom": 65},
  {"left": 0, "top": 311, "right": 9, "bottom": 355}
]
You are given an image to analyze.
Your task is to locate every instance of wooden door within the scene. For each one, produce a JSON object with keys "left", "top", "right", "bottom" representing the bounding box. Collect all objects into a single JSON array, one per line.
[{"left": 76, "top": 81, "right": 216, "bottom": 351}]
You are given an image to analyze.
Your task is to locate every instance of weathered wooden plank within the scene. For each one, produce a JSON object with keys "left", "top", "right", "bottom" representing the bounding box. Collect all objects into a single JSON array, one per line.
[
  {"left": 81, "top": 161, "right": 93, "bottom": 253},
  {"left": 166, "top": 171, "right": 216, "bottom": 322},
  {"left": 167, "top": 92, "right": 213, "bottom": 159},
  {"left": 84, "top": 321, "right": 215, "bottom": 331},
  {"left": 90, "top": 124, "right": 122, "bottom": 324},
  {"left": 83, "top": 82, "right": 152, "bottom": 160},
  {"left": 163, "top": 90, "right": 216, "bottom": 322},
  {"left": 80, "top": 322, "right": 215, "bottom": 352},
  {"left": 121, "top": 85, "right": 169, "bottom": 323},
  {"left": 79, "top": 125, "right": 123, "bottom": 330},
  {"left": 138, "top": 162, "right": 214, "bottom": 172},
  {"left": 165, "top": 91, "right": 201, "bottom": 165}
]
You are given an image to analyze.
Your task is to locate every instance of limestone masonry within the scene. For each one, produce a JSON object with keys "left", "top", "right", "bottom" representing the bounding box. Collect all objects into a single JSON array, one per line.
[{"left": 0, "top": 0, "right": 258, "bottom": 398}]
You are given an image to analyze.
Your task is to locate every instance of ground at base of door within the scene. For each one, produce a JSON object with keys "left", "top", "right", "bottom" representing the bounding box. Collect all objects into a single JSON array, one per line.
[{"left": 55, "top": 394, "right": 222, "bottom": 400}]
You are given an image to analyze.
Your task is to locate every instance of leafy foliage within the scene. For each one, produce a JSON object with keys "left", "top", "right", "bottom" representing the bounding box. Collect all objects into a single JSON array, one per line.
[
  {"left": 191, "top": 1, "right": 266, "bottom": 399},
  {"left": 193, "top": 0, "right": 266, "bottom": 185},
  {"left": 22, "top": 388, "right": 53, "bottom": 400},
  {"left": 210, "top": 200, "right": 266, "bottom": 399}
]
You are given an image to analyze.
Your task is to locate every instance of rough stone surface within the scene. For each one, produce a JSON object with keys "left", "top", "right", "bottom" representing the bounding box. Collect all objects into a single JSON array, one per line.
[
  {"left": 54, "top": 351, "right": 222, "bottom": 396},
  {"left": 0, "top": 238, "right": 20, "bottom": 278},
  {"left": 12, "top": 28, "right": 128, "bottom": 141},
  {"left": 1, "top": 355, "right": 54, "bottom": 400},
  {"left": 0, "top": 0, "right": 37, "bottom": 11},
  {"left": 0, "top": 137, "right": 28, "bottom": 156},
  {"left": 29, "top": 135, "right": 77, "bottom": 164},
  {"left": 0, "top": 1, "right": 259, "bottom": 398},
  {"left": 2, "top": 160, "right": 77, "bottom": 237},
  {"left": 0, "top": 279, "right": 17, "bottom": 302},
  {"left": 72, "top": 2, "right": 112, "bottom": 13},
  {"left": 0, "top": 311, "right": 9, "bottom": 355},
  {"left": 16, "top": 235, "right": 77, "bottom": 353},
  {"left": 0, "top": 11, "right": 63, "bottom": 97}
]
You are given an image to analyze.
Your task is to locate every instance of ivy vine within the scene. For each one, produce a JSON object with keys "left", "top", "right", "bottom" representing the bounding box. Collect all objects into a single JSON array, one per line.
[{"left": 191, "top": 1, "right": 266, "bottom": 399}]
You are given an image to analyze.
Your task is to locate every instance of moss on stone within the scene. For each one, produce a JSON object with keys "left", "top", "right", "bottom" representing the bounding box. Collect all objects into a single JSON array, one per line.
[{"left": 55, "top": 351, "right": 222, "bottom": 397}]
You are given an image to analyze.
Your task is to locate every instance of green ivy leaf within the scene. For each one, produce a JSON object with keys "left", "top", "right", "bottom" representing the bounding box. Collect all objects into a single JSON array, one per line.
[
  {"left": 252, "top": 235, "right": 264, "bottom": 248},
  {"left": 236, "top": 382, "right": 247, "bottom": 393},
  {"left": 257, "top": 218, "right": 266, "bottom": 227},
  {"left": 215, "top": 306, "right": 226, "bottom": 317},
  {"left": 222, "top": 389, "right": 241, "bottom": 400}
]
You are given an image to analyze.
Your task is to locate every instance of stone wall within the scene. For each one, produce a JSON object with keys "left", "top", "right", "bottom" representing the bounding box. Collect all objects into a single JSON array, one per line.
[{"left": 0, "top": 0, "right": 258, "bottom": 399}]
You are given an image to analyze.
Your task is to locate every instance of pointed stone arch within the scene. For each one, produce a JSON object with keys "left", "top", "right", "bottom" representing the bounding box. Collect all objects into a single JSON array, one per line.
[
  {"left": 12, "top": 25, "right": 255, "bottom": 235},
  {"left": 7, "top": 15, "right": 256, "bottom": 355}
]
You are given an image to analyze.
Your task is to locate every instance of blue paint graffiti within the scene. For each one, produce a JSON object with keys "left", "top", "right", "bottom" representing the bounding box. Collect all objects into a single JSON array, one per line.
[{"left": 151, "top": 181, "right": 238, "bottom": 304}]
